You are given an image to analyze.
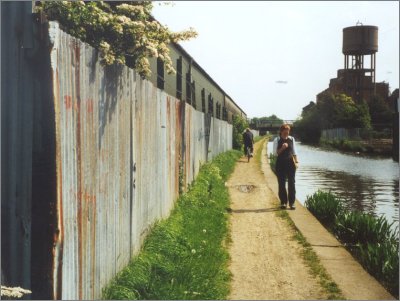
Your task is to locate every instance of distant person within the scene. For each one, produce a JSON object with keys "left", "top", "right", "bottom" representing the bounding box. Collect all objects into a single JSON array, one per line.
[
  {"left": 243, "top": 128, "right": 254, "bottom": 157},
  {"left": 272, "top": 124, "right": 299, "bottom": 210}
]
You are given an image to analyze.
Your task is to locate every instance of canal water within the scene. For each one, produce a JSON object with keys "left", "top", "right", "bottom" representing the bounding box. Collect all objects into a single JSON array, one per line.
[{"left": 267, "top": 141, "right": 399, "bottom": 226}]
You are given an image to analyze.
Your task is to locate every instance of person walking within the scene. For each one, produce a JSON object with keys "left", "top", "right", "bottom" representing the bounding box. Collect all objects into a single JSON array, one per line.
[
  {"left": 243, "top": 128, "right": 254, "bottom": 157},
  {"left": 272, "top": 124, "right": 299, "bottom": 210}
]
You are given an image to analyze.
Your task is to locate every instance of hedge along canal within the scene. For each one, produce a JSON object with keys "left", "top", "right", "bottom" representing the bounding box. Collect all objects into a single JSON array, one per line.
[
  {"left": 102, "top": 150, "right": 242, "bottom": 300},
  {"left": 268, "top": 141, "right": 399, "bottom": 226}
]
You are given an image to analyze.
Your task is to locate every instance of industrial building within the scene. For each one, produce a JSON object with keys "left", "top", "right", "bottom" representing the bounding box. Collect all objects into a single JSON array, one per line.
[
  {"left": 316, "top": 24, "right": 397, "bottom": 106},
  {"left": 147, "top": 39, "right": 246, "bottom": 123}
]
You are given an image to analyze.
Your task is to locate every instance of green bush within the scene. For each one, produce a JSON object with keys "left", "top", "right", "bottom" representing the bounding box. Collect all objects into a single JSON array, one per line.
[
  {"left": 295, "top": 93, "right": 372, "bottom": 144},
  {"left": 335, "top": 211, "right": 397, "bottom": 245},
  {"left": 320, "top": 138, "right": 367, "bottom": 153},
  {"left": 269, "top": 153, "right": 277, "bottom": 173},
  {"left": 232, "top": 115, "right": 249, "bottom": 151},
  {"left": 36, "top": 1, "right": 197, "bottom": 78},
  {"left": 304, "top": 190, "right": 344, "bottom": 228},
  {"left": 304, "top": 190, "right": 399, "bottom": 297},
  {"left": 341, "top": 140, "right": 366, "bottom": 152},
  {"left": 359, "top": 241, "right": 399, "bottom": 294}
]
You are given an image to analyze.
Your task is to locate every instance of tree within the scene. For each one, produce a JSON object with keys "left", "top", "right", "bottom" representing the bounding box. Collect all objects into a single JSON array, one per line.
[
  {"left": 232, "top": 115, "right": 249, "bottom": 151},
  {"left": 36, "top": 1, "right": 197, "bottom": 78},
  {"left": 368, "top": 95, "right": 394, "bottom": 126},
  {"left": 293, "top": 106, "right": 322, "bottom": 143},
  {"left": 294, "top": 92, "right": 371, "bottom": 143},
  {"left": 250, "top": 114, "right": 283, "bottom": 126}
]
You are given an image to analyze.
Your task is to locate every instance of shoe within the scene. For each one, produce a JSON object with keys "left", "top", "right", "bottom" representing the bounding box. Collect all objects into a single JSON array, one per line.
[
  {"left": 250, "top": 153, "right": 254, "bottom": 157},
  {"left": 280, "top": 204, "right": 287, "bottom": 209},
  {"left": 289, "top": 205, "right": 296, "bottom": 210}
]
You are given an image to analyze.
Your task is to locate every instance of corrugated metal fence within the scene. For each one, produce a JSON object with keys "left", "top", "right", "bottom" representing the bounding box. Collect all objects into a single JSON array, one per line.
[
  {"left": 1, "top": 8, "right": 233, "bottom": 299},
  {"left": 50, "top": 22, "right": 232, "bottom": 300}
]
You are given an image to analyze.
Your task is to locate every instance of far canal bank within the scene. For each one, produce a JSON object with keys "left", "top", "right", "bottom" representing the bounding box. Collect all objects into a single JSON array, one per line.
[{"left": 267, "top": 141, "right": 399, "bottom": 226}]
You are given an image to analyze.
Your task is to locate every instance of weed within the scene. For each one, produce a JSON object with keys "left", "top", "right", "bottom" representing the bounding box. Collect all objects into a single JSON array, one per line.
[
  {"left": 275, "top": 210, "right": 345, "bottom": 300},
  {"left": 269, "top": 153, "right": 277, "bottom": 173}
]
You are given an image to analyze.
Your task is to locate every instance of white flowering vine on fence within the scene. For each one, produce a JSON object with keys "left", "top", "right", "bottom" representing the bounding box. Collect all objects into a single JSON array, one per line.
[
  {"left": 35, "top": 1, "right": 197, "bottom": 78},
  {"left": 1, "top": 286, "right": 32, "bottom": 299}
]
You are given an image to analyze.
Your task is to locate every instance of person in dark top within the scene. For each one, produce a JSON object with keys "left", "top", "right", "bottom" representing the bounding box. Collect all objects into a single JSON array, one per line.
[
  {"left": 272, "top": 124, "right": 299, "bottom": 210},
  {"left": 243, "top": 128, "right": 254, "bottom": 156}
]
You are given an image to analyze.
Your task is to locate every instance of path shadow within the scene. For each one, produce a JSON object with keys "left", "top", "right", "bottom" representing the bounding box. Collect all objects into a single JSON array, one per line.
[{"left": 226, "top": 207, "right": 281, "bottom": 214}]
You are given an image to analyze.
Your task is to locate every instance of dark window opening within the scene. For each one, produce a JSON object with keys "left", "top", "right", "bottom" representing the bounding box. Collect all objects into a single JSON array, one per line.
[
  {"left": 186, "top": 72, "right": 191, "bottom": 104},
  {"left": 223, "top": 107, "right": 228, "bottom": 121},
  {"left": 157, "top": 57, "right": 164, "bottom": 90},
  {"left": 208, "top": 94, "right": 214, "bottom": 116},
  {"left": 201, "top": 89, "right": 206, "bottom": 113},
  {"left": 176, "top": 56, "right": 182, "bottom": 99},
  {"left": 216, "top": 103, "right": 221, "bottom": 119},
  {"left": 191, "top": 81, "right": 196, "bottom": 109}
]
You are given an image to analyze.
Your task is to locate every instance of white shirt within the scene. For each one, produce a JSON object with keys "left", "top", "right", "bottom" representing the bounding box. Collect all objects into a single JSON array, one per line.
[{"left": 272, "top": 136, "right": 297, "bottom": 156}]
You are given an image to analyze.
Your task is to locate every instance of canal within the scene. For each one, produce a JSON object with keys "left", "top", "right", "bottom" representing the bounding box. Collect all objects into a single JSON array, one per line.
[{"left": 267, "top": 141, "right": 399, "bottom": 225}]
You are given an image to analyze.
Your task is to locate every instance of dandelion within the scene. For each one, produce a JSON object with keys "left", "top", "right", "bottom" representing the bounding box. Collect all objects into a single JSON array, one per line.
[
  {"left": 203, "top": 229, "right": 207, "bottom": 233},
  {"left": 191, "top": 249, "right": 196, "bottom": 254}
]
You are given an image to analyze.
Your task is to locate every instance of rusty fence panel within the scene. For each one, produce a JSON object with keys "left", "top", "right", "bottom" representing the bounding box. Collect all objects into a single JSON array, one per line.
[{"left": 47, "top": 22, "right": 234, "bottom": 300}]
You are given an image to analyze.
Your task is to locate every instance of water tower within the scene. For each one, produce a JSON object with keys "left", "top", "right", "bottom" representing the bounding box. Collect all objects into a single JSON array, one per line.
[{"left": 342, "top": 23, "right": 378, "bottom": 101}]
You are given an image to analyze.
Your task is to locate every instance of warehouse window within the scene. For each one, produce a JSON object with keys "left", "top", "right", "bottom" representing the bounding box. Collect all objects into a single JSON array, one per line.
[
  {"left": 216, "top": 103, "right": 221, "bottom": 119},
  {"left": 157, "top": 58, "right": 164, "bottom": 90},
  {"left": 208, "top": 94, "right": 214, "bottom": 116},
  {"left": 186, "top": 72, "right": 191, "bottom": 105},
  {"left": 223, "top": 107, "right": 228, "bottom": 121},
  {"left": 191, "top": 81, "right": 196, "bottom": 109},
  {"left": 201, "top": 89, "right": 206, "bottom": 113},
  {"left": 176, "top": 56, "right": 182, "bottom": 99}
]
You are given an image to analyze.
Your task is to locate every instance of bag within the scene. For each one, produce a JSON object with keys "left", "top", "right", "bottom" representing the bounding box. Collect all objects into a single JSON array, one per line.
[{"left": 292, "top": 155, "right": 298, "bottom": 169}]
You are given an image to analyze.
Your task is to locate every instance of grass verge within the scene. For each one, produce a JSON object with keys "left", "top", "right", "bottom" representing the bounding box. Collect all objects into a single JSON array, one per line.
[
  {"left": 254, "top": 136, "right": 268, "bottom": 168},
  {"left": 102, "top": 150, "right": 242, "bottom": 300},
  {"left": 275, "top": 210, "right": 345, "bottom": 300},
  {"left": 254, "top": 135, "right": 266, "bottom": 144}
]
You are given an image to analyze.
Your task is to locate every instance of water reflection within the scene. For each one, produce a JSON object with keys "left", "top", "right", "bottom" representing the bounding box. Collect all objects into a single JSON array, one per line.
[{"left": 267, "top": 141, "right": 399, "bottom": 225}]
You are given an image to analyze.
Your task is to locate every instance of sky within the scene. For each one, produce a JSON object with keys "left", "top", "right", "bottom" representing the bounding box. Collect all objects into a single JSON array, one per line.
[{"left": 152, "top": 1, "right": 399, "bottom": 120}]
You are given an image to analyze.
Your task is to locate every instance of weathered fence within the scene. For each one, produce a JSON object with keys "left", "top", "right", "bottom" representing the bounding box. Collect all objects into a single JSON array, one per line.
[
  {"left": 49, "top": 22, "right": 232, "bottom": 299},
  {"left": 1, "top": 11, "right": 232, "bottom": 300},
  {"left": 321, "top": 128, "right": 361, "bottom": 141}
]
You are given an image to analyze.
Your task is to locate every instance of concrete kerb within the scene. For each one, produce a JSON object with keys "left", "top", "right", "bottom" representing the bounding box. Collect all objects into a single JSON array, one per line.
[{"left": 261, "top": 140, "right": 395, "bottom": 300}]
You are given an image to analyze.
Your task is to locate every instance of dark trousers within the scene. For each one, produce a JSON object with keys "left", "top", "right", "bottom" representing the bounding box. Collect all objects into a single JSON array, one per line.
[
  {"left": 243, "top": 144, "right": 253, "bottom": 155},
  {"left": 276, "top": 160, "right": 296, "bottom": 206}
]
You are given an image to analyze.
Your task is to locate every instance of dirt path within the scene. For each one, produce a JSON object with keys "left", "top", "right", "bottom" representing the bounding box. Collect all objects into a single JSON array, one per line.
[{"left": 227, "top": 140, "right": 327, "bottom": 300}]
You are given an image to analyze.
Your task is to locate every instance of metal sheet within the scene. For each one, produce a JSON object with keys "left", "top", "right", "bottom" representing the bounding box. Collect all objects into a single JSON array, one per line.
[{"left": 48, "top": 21, "right": 234, "bottom": 299}]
